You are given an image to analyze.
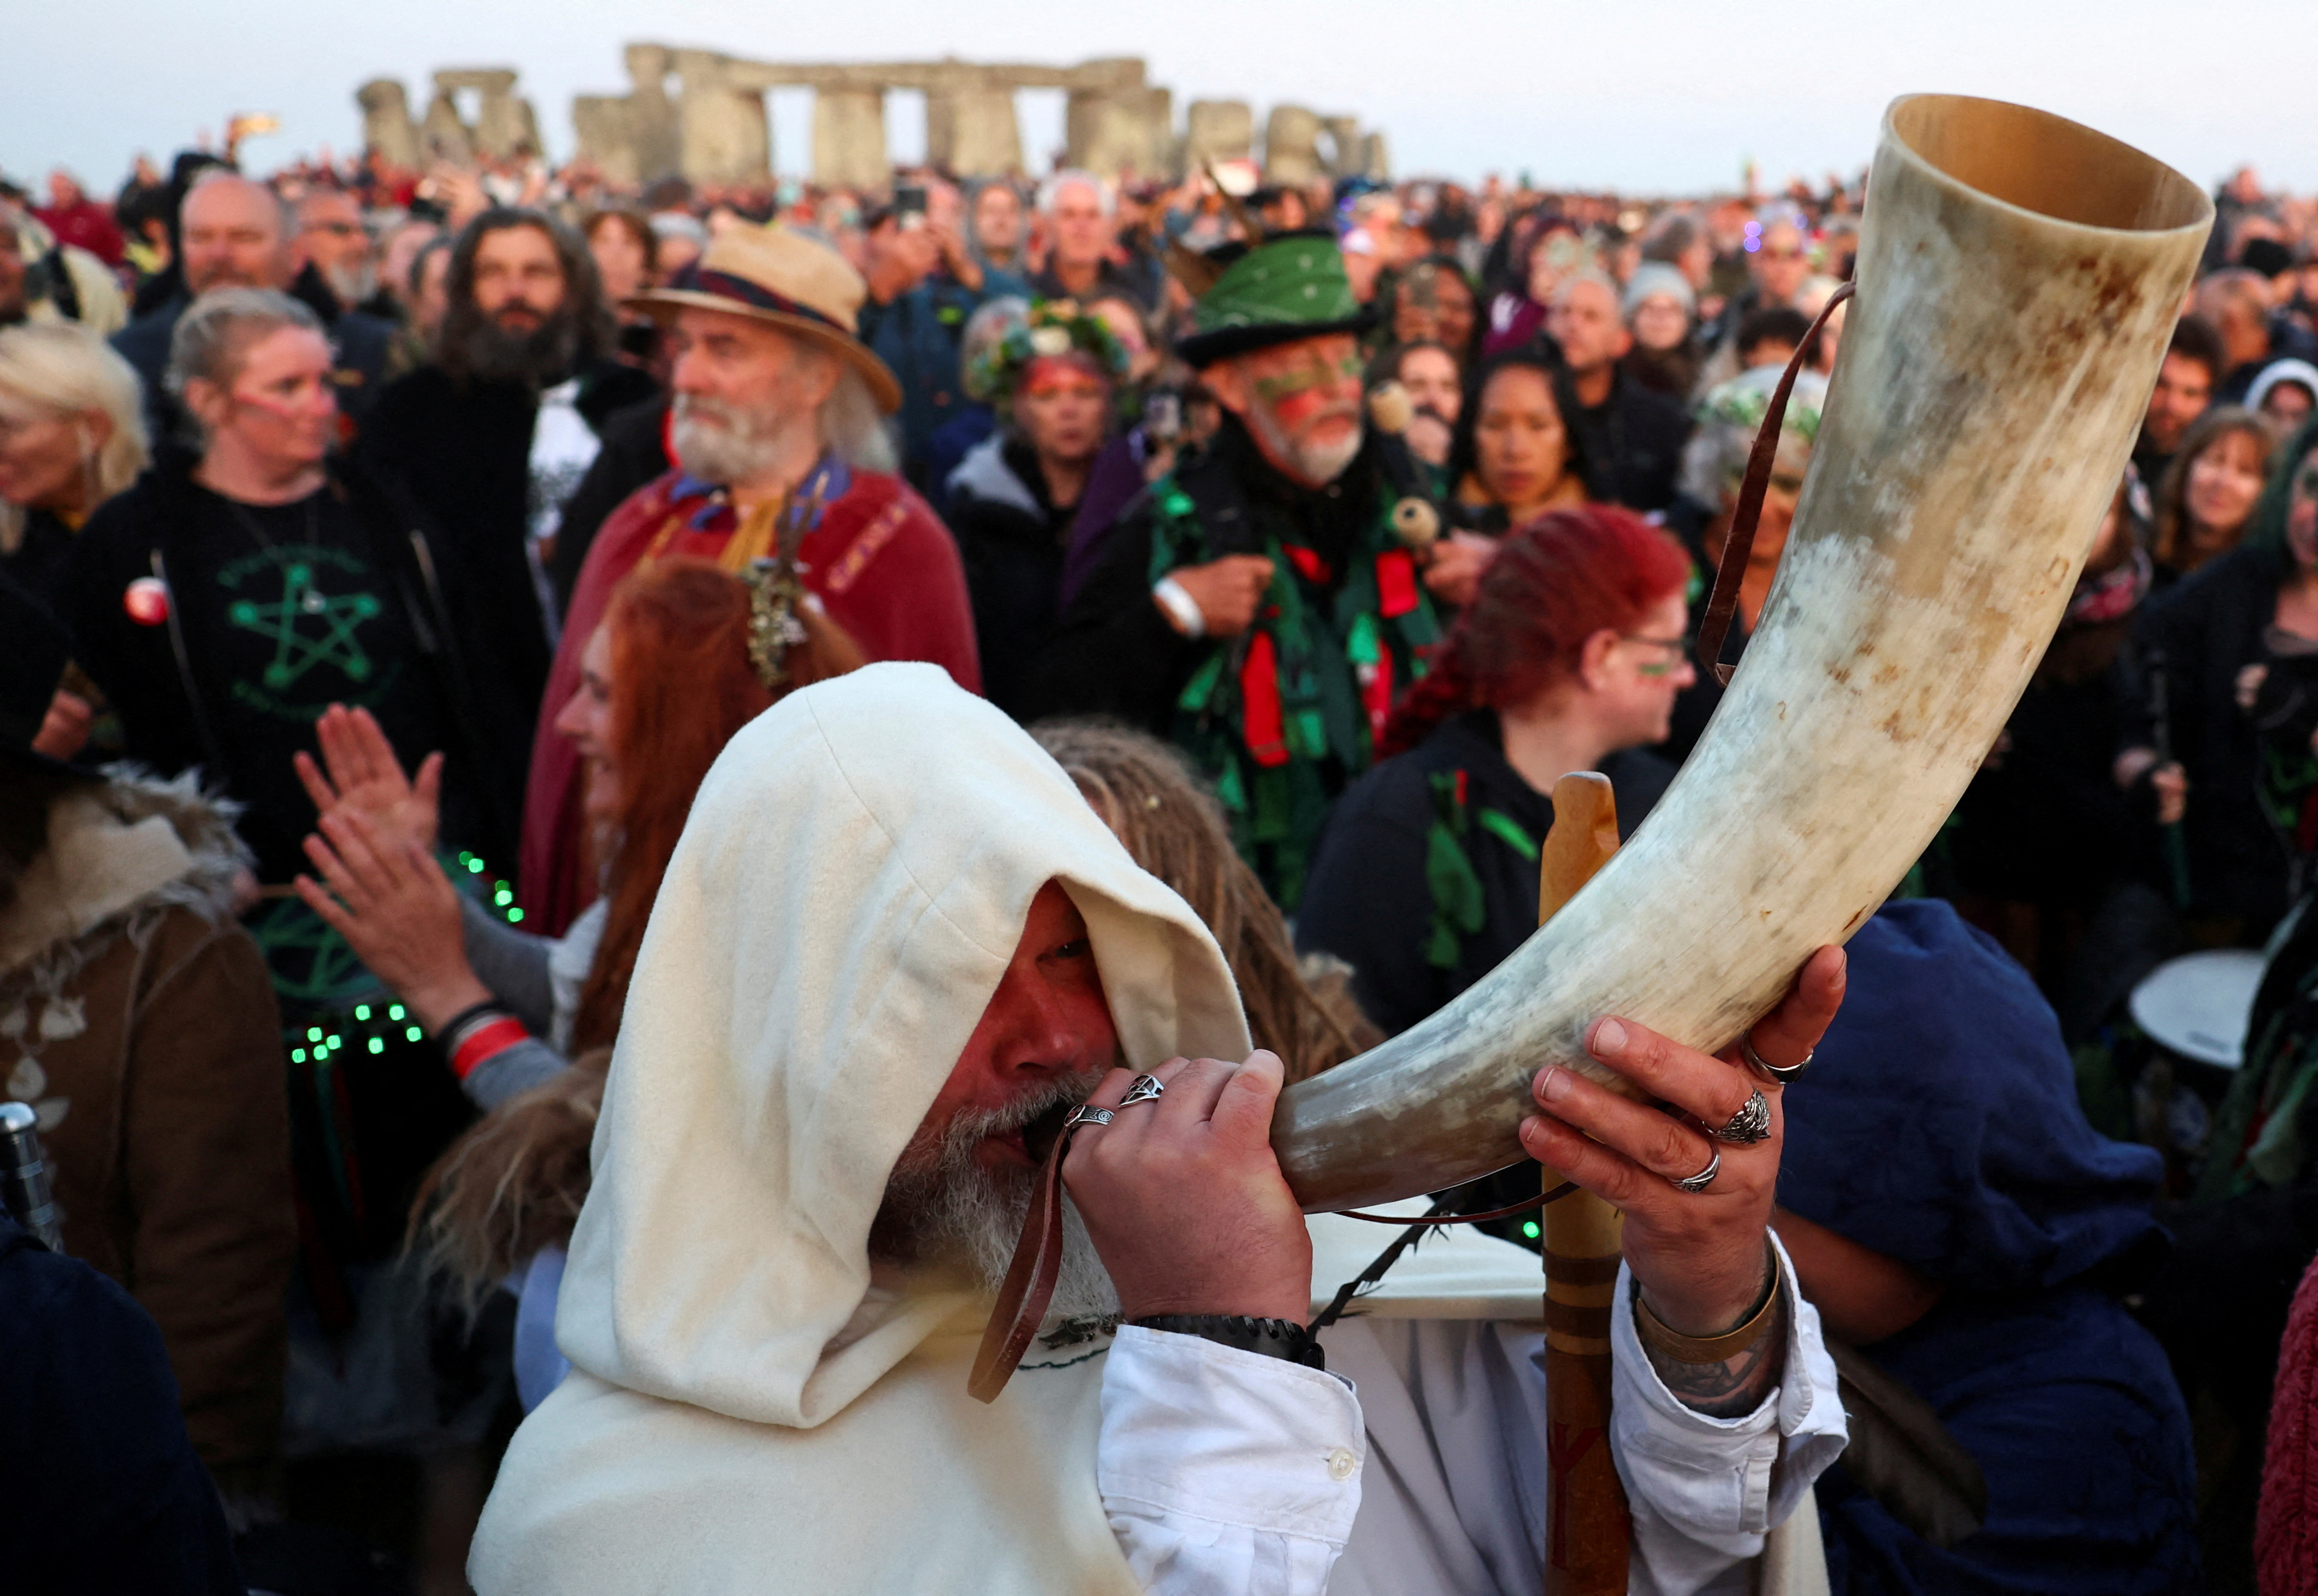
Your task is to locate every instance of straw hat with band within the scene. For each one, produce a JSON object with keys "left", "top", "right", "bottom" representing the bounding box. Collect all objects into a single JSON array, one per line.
[
  {"left": 627, "top": 227, "right": 902, "bottom": 415},
  {"left": 1173, "top": 233, "right": 1374, "bottom": 369}
]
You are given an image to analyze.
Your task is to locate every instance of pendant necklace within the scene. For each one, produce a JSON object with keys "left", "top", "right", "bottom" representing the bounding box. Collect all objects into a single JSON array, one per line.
[{"left": 226, "top": 494, "right": 328, "bottom": 614}]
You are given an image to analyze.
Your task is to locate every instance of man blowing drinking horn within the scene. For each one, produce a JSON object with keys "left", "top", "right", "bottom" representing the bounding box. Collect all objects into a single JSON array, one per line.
[{"left": 469, "top": 664, "right": 1849, "bottom": 1595}]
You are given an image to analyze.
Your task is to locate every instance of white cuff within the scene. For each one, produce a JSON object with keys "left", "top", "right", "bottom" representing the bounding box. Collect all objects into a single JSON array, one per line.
[
  {"left": 1609, "top": 1232, "right": 1849, "bottom": 1581},
  {"left": 1152, "top": 575, "right": 1206, "bottom": 638},
  {"left": 1099, "top": 1323, "right": 1363, "bottom": 1544}
]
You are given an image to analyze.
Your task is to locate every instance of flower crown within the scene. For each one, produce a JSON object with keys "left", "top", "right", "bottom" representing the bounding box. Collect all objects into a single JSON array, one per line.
[
  {"left": 966, "top": 298, "right": 1131, "bottom": 406},
  {"left": 1696, "top": 375, "right": 1823, "bottom": 447}
]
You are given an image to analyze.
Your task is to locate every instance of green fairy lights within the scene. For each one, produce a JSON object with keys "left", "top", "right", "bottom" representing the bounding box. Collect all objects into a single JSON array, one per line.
[{"left": 278, "top": 850, "right": 525, "bottom": 1062}]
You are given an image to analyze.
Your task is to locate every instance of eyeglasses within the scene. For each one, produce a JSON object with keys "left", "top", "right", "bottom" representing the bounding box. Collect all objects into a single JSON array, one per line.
[{"left": 1619, "top": 633, "right": 1690, "bottom": 677}]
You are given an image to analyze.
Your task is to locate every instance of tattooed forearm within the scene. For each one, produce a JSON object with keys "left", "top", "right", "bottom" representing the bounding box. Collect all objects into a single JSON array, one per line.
[{"left": 1642, "top": 1296, "right": 1790, "bottom": 1418}]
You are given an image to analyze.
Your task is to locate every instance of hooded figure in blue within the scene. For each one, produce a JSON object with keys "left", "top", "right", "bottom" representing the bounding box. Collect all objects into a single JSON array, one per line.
[{"left": 1775, "top": 899, "right": 2199, "bottom": 1593}]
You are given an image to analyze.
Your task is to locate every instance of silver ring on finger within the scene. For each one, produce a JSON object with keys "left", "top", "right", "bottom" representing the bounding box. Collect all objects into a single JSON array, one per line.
[
  {"left": 1741, "top": 1034, "right": 1813, "bottom": 1084},
  {"left": 1670, "top": 1149, "right": 1721, "bottom": 1195},
  {"left": 1065, "top": 1106, "right": 1115, "bottom": 1130},
  {"left": 1711, "top": 1087, "right": 1773, "bottom": 1145},
  {"left": 1118, "top": 1073, "right": 1167, "bottom": 1108}
]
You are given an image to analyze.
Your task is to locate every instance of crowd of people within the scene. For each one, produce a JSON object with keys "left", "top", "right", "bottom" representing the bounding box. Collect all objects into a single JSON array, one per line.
[{"left": 6, "top": 128, "right": 2318, "bottom": 1596}]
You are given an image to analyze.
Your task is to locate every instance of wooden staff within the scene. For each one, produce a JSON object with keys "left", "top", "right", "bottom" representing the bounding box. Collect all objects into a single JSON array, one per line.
[{"left": 1536, "top": 773, "right": 1629, "bottom": 1596}]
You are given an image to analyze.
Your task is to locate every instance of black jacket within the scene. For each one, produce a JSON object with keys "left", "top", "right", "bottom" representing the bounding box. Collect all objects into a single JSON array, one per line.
[
  {"left": 944, "top": 434, "right": 1080, "bottom": 721},
  {"left": 363, "top": 357, "right": 659, "bottom": 720},
  {"left": 110, "top": 264, "right": 395, "bottom": 447},
  {"left": 1569, "top": 366, "right": 1692, "bottom": 513},
  {"left": 2126, "top": 542, "right": 2299, "bottom": 931},
  {"left": 0, "top": 1217, "right": 244, "bottom": 1595},
  {"left": 1026, "top": 418, "right": 1389, "bottom": 730},
  {"left": 1296, "top": 710, "right": 1674, "bottom": 1036},
  {"left": 55, "top": 445, "right": 530, "bottom": 870}
]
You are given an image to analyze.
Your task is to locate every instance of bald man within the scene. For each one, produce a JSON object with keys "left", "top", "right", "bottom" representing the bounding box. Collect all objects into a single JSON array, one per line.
[{"left": 112, "top": 172, "right": 393, "bottom": 440}]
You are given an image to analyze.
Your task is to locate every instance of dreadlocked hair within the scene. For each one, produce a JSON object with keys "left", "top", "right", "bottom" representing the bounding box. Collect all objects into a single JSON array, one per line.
[
  {"left": 1032, "top": 721, "right": 1381, "bottom": 1083},
  {"left": 1379, "top": 504, "right": 1692, "bottom": 759},
  {"left": 409, "top": 1046, "right": 611, "bottom": 1313},
  {"left": 410, "top": 558, "right": 865, "bottom": 1304}
]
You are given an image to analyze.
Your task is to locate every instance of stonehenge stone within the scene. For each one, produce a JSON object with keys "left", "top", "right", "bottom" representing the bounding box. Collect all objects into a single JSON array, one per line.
[
  {"left": 573, "top": 96, "right": 641, "bottom": 188},
  {"left": 355, "top": 79, "right": 419, "bottom": 170},
  {"left": 927, "top": 83, "right": 1022, "bottom": 178},
  {"left": 674, "top": 50, "right": 773, "bottom": 185},
  {"left": 624, "top": 44, "right": 681, "bottom": 184},
  {"left": 360, "top": 52, "right": 1387, "bottom": 189},
  {"left": 1183, "top": 100, "right": 1255, "bottom": 172},
  {"left": 1263, "top": 105, "right": 1325, "bottom": 186},
  {"left": 1067, "top": 85, "right": 1171, "bottom": 178},
  {"left": 418, "top": 90, "right": 472, "bottom": 165},
  {"left": 813, "top": 88, "right": 888, "bottom": 188}
]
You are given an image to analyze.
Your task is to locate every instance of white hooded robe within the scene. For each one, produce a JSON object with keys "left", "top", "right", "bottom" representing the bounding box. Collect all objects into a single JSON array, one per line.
[{"left": 469, "top": 663, "right": 1842, "bottom": 1595}]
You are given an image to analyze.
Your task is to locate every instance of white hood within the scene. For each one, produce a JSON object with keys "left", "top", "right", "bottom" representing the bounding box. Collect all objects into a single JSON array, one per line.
[{"left": 552, "top": 661, "right": 1251, "bottom": 1430}]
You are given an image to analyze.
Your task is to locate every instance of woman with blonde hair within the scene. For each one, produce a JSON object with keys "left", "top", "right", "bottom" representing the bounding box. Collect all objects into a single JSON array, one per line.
[{"left": 0, "top": 321, "right": 147, "bottom": 595}]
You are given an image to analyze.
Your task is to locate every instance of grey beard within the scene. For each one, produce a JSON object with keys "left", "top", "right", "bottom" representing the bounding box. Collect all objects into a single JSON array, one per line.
[
  {"left": 873, "top": 1072, "right": 1120, "bottom": 1321},
  {"left": 1247, "top": 401, "right": 1363, "bottom": 488},
  {"left": 323, "top": 259, "right": 377, "bottom": 309},
  {"left": 462, "top": 306, "right": 582, "bottom": 387},
  {"left": 670, "top": 393, "right": 794, "bottom": 487}
]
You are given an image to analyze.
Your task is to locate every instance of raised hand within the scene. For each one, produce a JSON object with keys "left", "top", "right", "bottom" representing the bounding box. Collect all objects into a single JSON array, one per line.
[
  {"left": 1520, "top": 947, "right": 1847, "bottom": 1338},
  {"left": 294, "top": 704, "right": 442, "bottom": 857},
  {"left": 294, "top": 807, "right": 489, "bottom": 1032}
]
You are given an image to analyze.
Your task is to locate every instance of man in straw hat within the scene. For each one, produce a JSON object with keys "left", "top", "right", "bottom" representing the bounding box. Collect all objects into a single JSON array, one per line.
[
  {"left": 1030, "top": 231, "right": 1444, "bottom": 906},
  {"left": 469, "top": 661, "right": 1847, "bottom": 1596},
  {"left": 516, "top": 225, "right": 981, "bottom": 935}
]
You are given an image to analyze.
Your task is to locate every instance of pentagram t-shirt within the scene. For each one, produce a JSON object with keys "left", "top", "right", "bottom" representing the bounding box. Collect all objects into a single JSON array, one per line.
[{"left": 180, "top": 482, "right": 445, "bottom": 883}]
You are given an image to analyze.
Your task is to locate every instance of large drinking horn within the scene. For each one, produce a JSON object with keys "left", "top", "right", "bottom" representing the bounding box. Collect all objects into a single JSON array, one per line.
[{"left": 1273, "top": 94, "right": 2211, "bottom": 1212}]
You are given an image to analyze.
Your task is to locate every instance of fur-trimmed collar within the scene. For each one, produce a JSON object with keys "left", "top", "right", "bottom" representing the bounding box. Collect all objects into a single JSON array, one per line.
[{"left": 0, "top": 768, "right": 249, "bottom": 975}]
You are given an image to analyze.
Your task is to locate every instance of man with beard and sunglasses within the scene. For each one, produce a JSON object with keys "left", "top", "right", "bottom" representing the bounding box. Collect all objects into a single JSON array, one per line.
[
  {"left": 468, "top": 663, "right": 1848, "bottom": 1596},
  {"left": 364, "top": 208, "right": 659, "bottom": 758},
  {"left": 1029, "top": 233, "right": 1450, "bottom": 906},
  {"left": 513, "top": 225, "right": 978, "bottom": 937}
]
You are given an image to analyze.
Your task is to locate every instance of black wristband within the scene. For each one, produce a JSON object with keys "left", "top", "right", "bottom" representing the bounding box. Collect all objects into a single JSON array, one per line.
[
  {"left": 1130, "top": 1314, "right": 1326, "bottom": 1371},
  {"left": 434, "top": 1001, "right": 508, "bottom": 1048}
]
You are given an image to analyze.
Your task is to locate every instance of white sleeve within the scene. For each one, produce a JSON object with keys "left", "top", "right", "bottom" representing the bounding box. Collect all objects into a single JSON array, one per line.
[
  {"left": 1098, "top": 1325, "right": 1365, "bottom": 1595},
  {"left": 1611, "top": 1233, "right": 1849, "bottom": 1596}
]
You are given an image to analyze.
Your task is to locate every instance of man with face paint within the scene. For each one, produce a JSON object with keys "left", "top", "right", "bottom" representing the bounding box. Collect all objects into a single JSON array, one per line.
[{"left": 1031, "top": 234, "right": 1442, "bottom": 904}]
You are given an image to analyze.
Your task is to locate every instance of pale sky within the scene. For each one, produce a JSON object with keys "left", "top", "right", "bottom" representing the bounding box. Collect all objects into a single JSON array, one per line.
[{"left": 8, "top": 0, "right": 2312, "bottom": 197}]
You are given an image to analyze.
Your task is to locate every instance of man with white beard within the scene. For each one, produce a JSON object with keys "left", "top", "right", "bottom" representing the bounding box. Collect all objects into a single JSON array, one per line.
[
  {"left": 516, "top": 226, "right": 980, "bottom": 935},
  {"left": 1028, "top": 233, "right": 1447, "bottom": 905},
  {"left": 469, "top": 663, "right": 1848, "bottom": 1595}
]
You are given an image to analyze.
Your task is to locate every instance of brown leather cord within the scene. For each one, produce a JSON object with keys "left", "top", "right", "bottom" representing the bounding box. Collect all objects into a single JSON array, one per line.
[
  {"left": 968, "top": 1133, "right": 1581, "bottom": 1399},
  {"left": 1693, "top": 279, "right": 1856, "bottom": 686},
  {"left": 968, "top": 1116, "right": 1085, "bottom": 1404}
]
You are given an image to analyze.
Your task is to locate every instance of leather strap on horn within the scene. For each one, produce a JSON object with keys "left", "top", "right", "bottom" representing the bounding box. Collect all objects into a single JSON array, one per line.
[
  {"left": 969, "top": 1139, "right": 1576, "bottom": 1399},
  {"left": 1694, "top": 280, "right": 1855, "bottom": 686},
  {"left": 969, "top": 1114, "right": 1086, "bottom": 1404}
]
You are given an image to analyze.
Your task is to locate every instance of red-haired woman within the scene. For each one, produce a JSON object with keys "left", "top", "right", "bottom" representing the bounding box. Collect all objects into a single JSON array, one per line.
[
  {"left": 1294, "top": 505, "right": 1694, "bottom": 1036},
  {"left": 292, "top": 555, "right": 859, "bottom": 1109}
]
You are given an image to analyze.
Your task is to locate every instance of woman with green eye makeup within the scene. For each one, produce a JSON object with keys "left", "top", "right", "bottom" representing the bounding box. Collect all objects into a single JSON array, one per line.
[
  {"left": 1658, "top": 364, "right": 1829, "bottom": 764},
  {"left": 1295, "top": 505, "right": 1692, "bottom": 1037}
]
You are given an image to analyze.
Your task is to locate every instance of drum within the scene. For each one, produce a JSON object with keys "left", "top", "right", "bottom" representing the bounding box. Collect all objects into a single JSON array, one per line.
[{"left": 2128, "top": 949, "right": 2265, "bottom": 1171}]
